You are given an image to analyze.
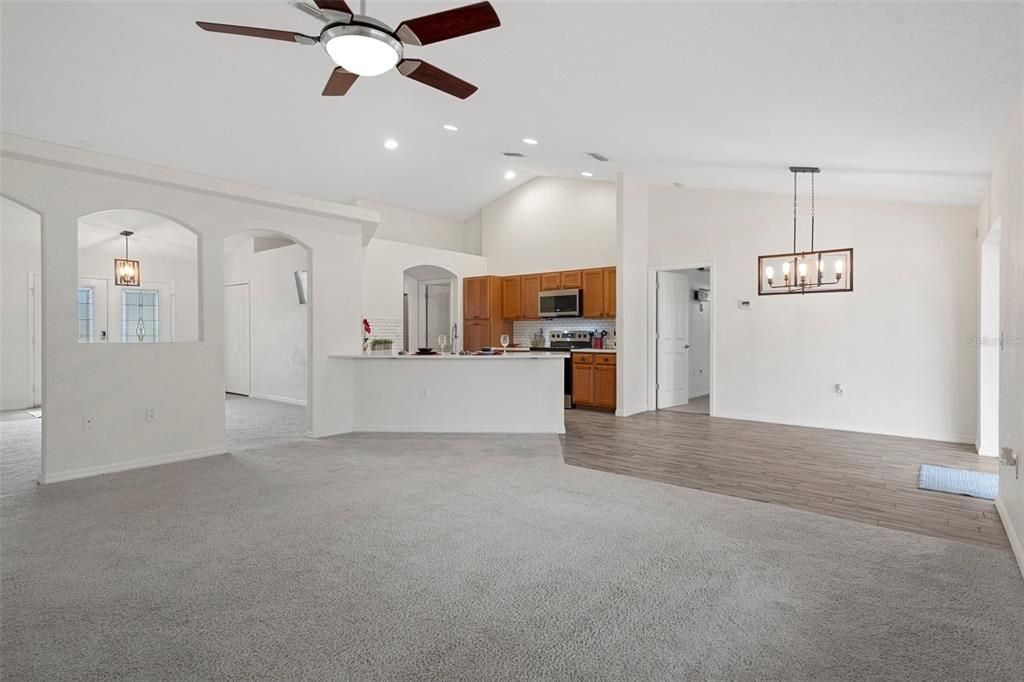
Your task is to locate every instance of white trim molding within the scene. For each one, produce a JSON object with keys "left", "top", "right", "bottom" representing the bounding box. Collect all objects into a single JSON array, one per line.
[
  {"left": 251, "top": 392, "right": 307, "bottom": 407},
  {"left": 39, "top": 446, "right": 226, "bottom": 485}
]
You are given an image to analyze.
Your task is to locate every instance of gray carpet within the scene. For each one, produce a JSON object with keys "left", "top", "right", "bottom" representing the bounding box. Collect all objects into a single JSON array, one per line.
[{"left": 2, "top": 398, "right": 1023, "bottom": 681}]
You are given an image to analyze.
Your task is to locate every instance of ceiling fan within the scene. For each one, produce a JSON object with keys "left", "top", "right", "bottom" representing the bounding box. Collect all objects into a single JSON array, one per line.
[{"left": 196, "top": 1, "right": 500, "bottom": 99}]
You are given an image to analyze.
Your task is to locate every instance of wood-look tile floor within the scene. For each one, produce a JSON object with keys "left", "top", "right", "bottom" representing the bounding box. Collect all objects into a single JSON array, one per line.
[{"left": 561, "top": 408, "right": 1008, "bottom": 551}]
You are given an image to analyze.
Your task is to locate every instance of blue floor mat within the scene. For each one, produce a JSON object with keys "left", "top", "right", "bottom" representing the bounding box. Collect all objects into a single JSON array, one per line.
[{"left": 918, "top": 464, "right": 998, "bottom": 500}]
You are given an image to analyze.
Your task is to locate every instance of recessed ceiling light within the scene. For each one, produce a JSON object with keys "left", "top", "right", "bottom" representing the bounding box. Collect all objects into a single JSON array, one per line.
[
  {"left": 580, "top": 171, "right": 594, "bottom": 177},
  {"left": 384, "top": 138, "right": 398, "bottom": 150},
  {"left": 443, "top": 124, "right": 458, "bottom": 132},
  {"left": 522, "top": 138, "right": 538, "bottom": 145},
  {"left": 504, "top": 170, "right": 517, "bottom": 180}
]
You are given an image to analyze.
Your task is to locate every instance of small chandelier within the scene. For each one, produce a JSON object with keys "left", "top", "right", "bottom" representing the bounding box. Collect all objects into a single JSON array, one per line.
[
  {"left": 114, "top": 230, "right": 140, "bottom": 287},
  {"left": 758, "top": 167, "right": 853, "bottom": 296}
]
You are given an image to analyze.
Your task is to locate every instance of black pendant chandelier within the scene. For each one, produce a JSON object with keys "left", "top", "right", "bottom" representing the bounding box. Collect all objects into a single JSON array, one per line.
[
  {"left": 114, "top": 230, "right": 141, "bottom": 287},
  {"left": 758, "top": 167, "right": 853, "bottom": 296}
]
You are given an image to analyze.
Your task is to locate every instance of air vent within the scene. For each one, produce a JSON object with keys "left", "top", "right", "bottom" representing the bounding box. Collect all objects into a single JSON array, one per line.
[
  {"left": 503, "top": 151, "right": 525, "bottom": 158},
  {"left": 586, "top": 152, "right": 610, "bottom": 162}
]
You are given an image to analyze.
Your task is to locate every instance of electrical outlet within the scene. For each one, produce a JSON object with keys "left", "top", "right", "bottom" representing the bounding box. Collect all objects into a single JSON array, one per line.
[
  {"left": 146, "top": 407, "right": 157, "bottom": 422},
  {"left": 421, "top": 389, "right": 429, "bottom": 400},
  {"left": 82, "top": 414, "right": 94, "bottom": 430},
  {"left": 834, "top": 384, "right": 845, "bottom": 397}
]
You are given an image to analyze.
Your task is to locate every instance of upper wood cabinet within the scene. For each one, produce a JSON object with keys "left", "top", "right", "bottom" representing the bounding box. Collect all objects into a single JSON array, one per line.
[
  {"left": 540, "top": 272, "right": 562, "bottom": 291},
  {"left": 581, "top": 268, "right": 606, "bottom": 318},
  {"left": 581, "top": 266, "right": 616, "bottom": 318},
  {"left": 464, "top": 275, "right": 502, "bottom": 320},
  {"left": 501, "top": 277, "right": 521, "bottom": 320},
  {"left": 561, "top": 270, "right": 582, "bottom": 288},
  {"left": 604, "top": 267, "right": 616, "bottom": 317},
  {"left": 520, "top": 274, "right": 541, "bottom": 320}
]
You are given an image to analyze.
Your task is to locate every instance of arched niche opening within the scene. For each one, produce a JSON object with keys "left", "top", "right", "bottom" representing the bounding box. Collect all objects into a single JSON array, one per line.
[
  {"left": 77, "top": 209, "right": 200, "bottom": 343},
  {"left": 223, "top": 230, "right": 312, "bottom": 440},
  {"left": 403, "top": 265, "right": 457, "bottom": 352}
]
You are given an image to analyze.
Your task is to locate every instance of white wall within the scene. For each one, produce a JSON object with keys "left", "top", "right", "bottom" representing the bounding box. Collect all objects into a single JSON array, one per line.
[
  {"left": 983, "top": 91, "right": 1023, "bottom": 575},
  {"left": 1, "top": 134, "right": 373, "bottom": 483},
  {"left": 362, "top": 239, "right": 487, "bottom": 352},
  {"left": 225, "top": 239, "right": 309, "bottom": 405},
  {"left": 616, "top": 174, "right": 650, "bottom": 416},
  {"left": 1, "top": 197, "right": 41, "bottom": 409},
  {"left": 355, "top": 199, "right": 480, "bottom": 255},
  {"left": 648, "top": 186, "right": 979, "bottom": 443},
  {"left": 481, "top": 177, "right": 617, "bottom": 274}
]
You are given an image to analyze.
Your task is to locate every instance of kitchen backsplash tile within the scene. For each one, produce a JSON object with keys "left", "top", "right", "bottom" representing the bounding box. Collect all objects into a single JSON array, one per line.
[
  {"left": 365, "top": 318, "right": 405, "bottom": 351},
  {"left": 512, "top": 318, "right": 615, "bottom": 348}
]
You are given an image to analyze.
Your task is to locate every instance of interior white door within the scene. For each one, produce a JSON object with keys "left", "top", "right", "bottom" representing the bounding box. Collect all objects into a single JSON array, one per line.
[
  {"left": 224, "top": 283, "right": 251, "bottom": 395},
  {"left": 424, "top": 282, "right": 451, "bottom": 349},
  {"left": 656, "top": 271, "right": 691, "bottom": 408}
]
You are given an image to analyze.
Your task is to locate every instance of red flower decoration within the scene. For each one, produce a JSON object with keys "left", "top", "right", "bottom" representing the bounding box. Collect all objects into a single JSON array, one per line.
[{"left": 362, "top": 318, "right": 372, "bottom": 335}]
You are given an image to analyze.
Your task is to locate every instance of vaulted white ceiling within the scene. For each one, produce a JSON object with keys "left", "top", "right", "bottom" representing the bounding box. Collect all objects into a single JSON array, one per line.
[{"left": 2, "top": 1, "right": 1021, "bottom": 219}]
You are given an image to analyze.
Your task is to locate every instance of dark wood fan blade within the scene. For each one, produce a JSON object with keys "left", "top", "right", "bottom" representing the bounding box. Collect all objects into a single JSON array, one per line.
[
  {"left": 398, "top": 59, "right": 477, "bottom": 99},
  {"left": 395, "top": 1, "right": 500, "bottom": 46},
  {"left": 314, "top": 1, "right": 353, "bottom": 13},
  {"left": 196, "top": 22, "right": 316, "bottom": 44},
  {"left": 322, "top": 67, "right": 358, "bottom": 96}
]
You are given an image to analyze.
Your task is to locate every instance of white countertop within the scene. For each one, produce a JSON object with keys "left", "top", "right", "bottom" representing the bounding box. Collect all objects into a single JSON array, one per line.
[
  {"left": 570, "top": 348, "right": 617, "bottom": 354},
  {"left": 329, "top": 352, "right": 566, "bottom": 360}
]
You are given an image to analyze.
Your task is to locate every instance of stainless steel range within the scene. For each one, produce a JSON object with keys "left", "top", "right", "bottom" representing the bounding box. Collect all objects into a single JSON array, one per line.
[{"left": 547, "top": 330, "right": 593, "bottom": 350}]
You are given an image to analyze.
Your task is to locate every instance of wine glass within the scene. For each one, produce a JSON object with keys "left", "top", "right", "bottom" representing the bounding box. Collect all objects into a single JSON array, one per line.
[
  {"left": 437, "top": 334, "right": 447, "bottom": 354},
  {"left": 500, "top": 334, "right": 510, "bottom": 352}
]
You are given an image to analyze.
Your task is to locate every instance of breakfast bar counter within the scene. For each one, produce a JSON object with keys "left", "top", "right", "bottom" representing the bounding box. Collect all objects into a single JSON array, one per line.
[{"left": 328, "top": 352, "right": 565, "bottom": 433}]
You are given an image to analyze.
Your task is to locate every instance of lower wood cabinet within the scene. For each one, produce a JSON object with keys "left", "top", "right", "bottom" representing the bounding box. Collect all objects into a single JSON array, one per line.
[{"left": 572, "top": 352, "right": 616, "bottom": 410}]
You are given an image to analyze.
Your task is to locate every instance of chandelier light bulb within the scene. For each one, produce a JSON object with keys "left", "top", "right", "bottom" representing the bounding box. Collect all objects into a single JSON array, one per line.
[
  {"left": 765, "top": 265, "right": 774, "bottom": 280},
  {"left": 782, "top": 261, "right": 791, "bottom": 276},
  {"left": 835, "top": 259, "right": 843, "bottom": 273}
]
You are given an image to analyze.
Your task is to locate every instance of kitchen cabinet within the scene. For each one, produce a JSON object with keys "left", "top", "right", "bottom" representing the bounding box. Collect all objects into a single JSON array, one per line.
[
  {"left": 581, "top": 268, "right": 605, "bottom": 318},
  {"left": 540, "top": 272, "right": 562, "bottom": 291},
  {"left": 595, "top": 364, "right": 616, "bottom": 408},
  {"left": 520, "top": 274, "right": 541, "bottom": 320},
  {"left": 462, "top": 275, "right": 511, "bottom": 351},
  {"left": 463, "top": 276, "right": 490, "bottom": 320},
  {"left": 561, "top": 270, "right": 582, "bottom": 288},
  {"left": 464, "top": 320, "right": 489, "bottom": 352},
  {"left": 572, "top": 353, "right": 594, "bottom": 405},
  {"left": 581, "top": 266, "right": 617, "bottom": 318},
  {"left": 572, "top": 351, "right": 616, "bottom": 410},
  {"left": 502, "top": 277, "right": 521, "bottom": 320},
  {"left": 604, "top": 267, "right": 616, "bottom": 317}
]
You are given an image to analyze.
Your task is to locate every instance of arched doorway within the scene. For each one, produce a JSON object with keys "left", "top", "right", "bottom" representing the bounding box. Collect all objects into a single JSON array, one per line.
[
  {"left": 223, "top": 230, "right": 313, "bottom": 444},
  {"left": 403, "top": 265, "right": 457, "bottom": 352}
]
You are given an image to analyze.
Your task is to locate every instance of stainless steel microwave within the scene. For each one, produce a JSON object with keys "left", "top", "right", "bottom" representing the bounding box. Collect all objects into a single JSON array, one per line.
[{"left": 539, "top": 289, "right": 582, "bottom": 318}]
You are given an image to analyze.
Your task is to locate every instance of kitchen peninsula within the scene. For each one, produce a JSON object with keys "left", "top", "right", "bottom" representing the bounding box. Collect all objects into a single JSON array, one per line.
[{"left": 329, "top": 352, "right": 566, "bottom": 433}]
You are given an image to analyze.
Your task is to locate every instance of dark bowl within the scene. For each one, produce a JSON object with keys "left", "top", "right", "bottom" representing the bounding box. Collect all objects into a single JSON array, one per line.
[{"left": 417, "top": 347, "right": 434, "bottom": 353}]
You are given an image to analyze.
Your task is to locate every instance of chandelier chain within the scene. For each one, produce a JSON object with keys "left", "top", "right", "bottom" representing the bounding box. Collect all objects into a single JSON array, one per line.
[{"left": 792, "top": 172, "right": 798, "bottom": 254}]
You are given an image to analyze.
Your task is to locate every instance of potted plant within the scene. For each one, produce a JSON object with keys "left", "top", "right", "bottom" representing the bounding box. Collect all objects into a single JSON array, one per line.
[
  {"left": 362, "top": 318, "right": 371, "bottom": 352},
  {"left": 369, "top": 338, "right": 393, "bottom": 354}
]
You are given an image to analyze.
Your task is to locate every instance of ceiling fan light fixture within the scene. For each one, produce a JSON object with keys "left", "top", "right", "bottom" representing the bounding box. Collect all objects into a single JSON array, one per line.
[{"left": 322, "top": 25, "right": 402, "bottom": 77}]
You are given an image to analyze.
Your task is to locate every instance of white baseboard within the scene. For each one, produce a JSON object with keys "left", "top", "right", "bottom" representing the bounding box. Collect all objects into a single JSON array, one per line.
[
  {"left": 995, "top": 496, "right": 1024, "bottom": 579},
  {"left": 40, "top": 446, "right": 226, "bottom": 484},
  {"left": 307, "top": 427, "right": 353, "bottom": 438},
  {"left": 711, "top": 410, "right": 973, "bottom": 445},
  {"left": 351, "top": 424, "right": 566, "bottom": 434},
  {"left": 250, "top": 392, "right": 306, "bottom": 407}
]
